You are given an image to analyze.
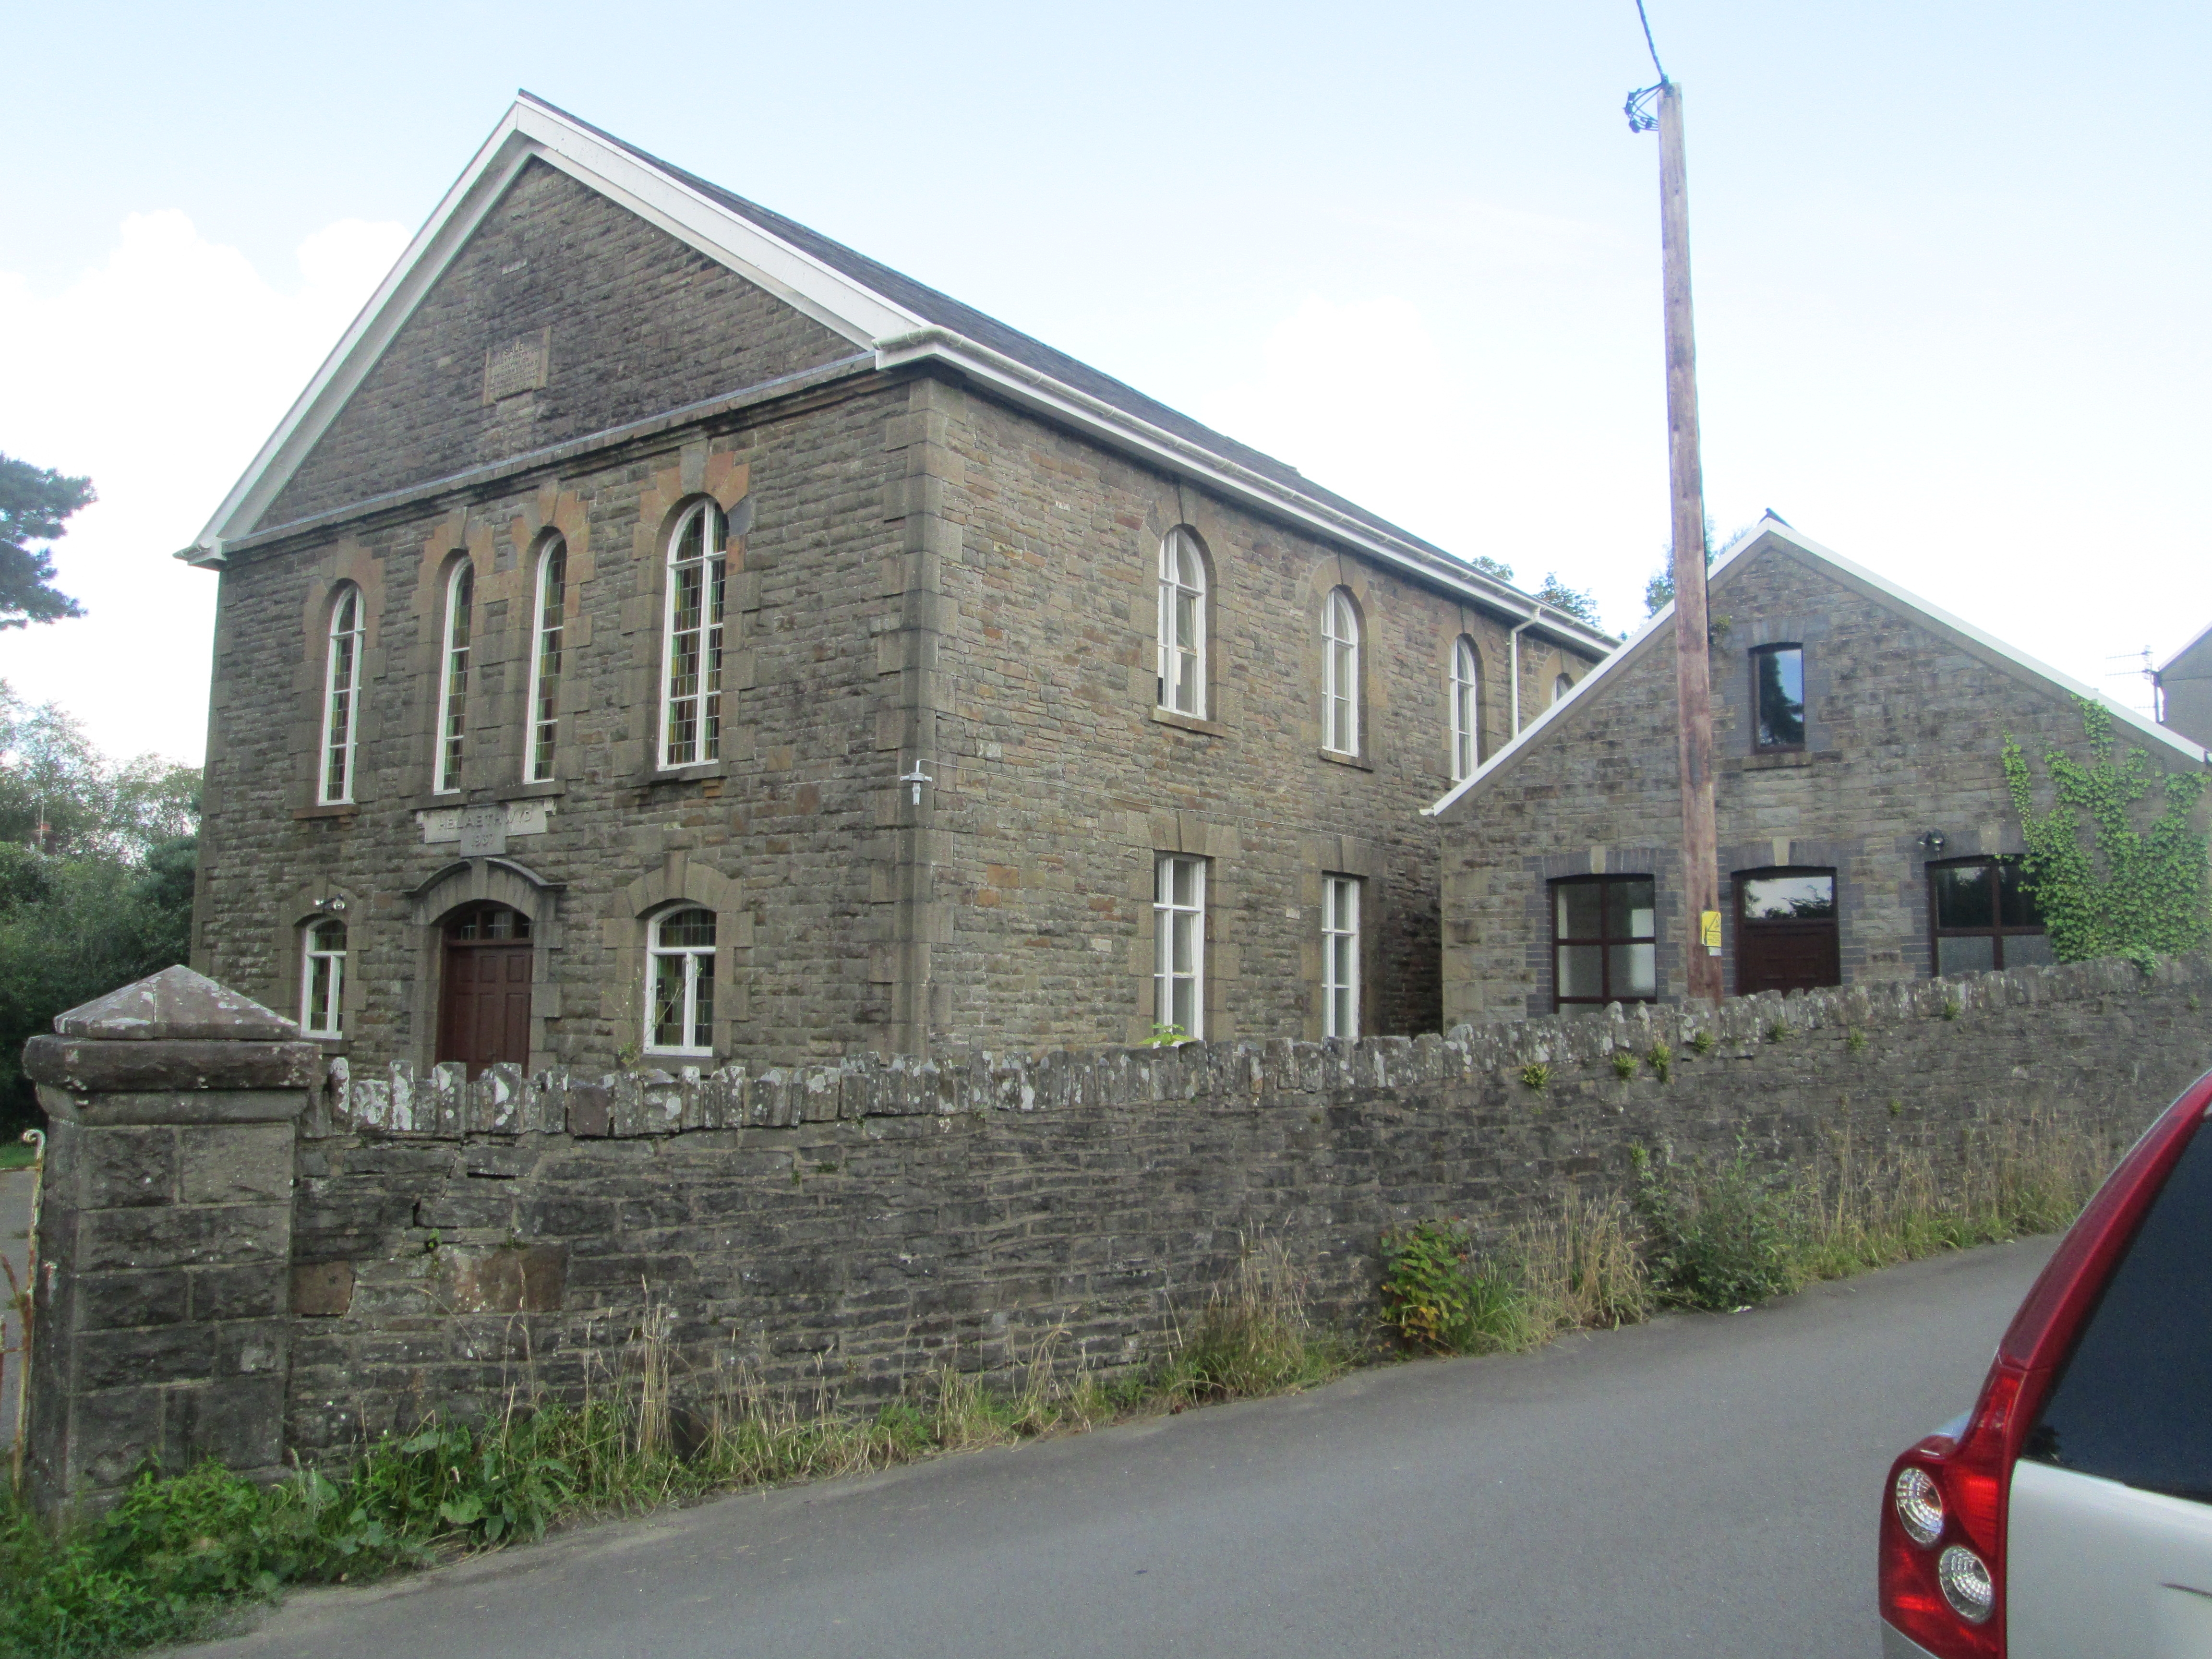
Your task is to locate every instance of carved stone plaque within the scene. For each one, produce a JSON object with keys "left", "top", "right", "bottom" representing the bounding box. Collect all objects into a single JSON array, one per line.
[
  {"left": 457, "top": 804, "right": 508, "bottom": 856},
  {"left": 482, "top": 329, "right": 551, "bottom": 404}
]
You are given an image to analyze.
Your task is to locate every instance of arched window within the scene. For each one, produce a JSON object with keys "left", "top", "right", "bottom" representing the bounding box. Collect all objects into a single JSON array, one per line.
[
  {"left": 647, "top": 907, "right": 717, "bottom": 1054},
  {"left": 1552, "top": 672, "right": 1574, "bottom": 707},
  {"left": 1449, "top": 636, "right": 1480, "bottom": 781},
  {"left": 319, "top": 586, "right": 363, "bottom": 805},
  {"left": 1322, "top": 588, "right": 1360, "bottom": 755},
  {"left": 661, "top": 500, "right": 727, "bottom": 769},
  {"left": 1157, "top": 528, "right": 1206, "bottom": 717},
  {"left": 524, "top": 536, "right": 566, "bottom": 782},
  {"left": 301, "top": 917, "right": 346, "bottom": 1037},
  {"left": 434, "top": 560, "right": 473, "bottom": 793}
]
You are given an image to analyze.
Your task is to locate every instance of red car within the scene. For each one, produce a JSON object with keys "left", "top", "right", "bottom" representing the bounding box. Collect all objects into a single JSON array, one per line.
[{"left": 1879, "top": 1072, "right": 2212, "bottom": 1656}]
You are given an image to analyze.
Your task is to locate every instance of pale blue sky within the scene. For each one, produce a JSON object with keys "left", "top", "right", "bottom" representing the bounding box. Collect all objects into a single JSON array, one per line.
[{"left": 5, "top": 0, "right": 2207, "bottom": 760}]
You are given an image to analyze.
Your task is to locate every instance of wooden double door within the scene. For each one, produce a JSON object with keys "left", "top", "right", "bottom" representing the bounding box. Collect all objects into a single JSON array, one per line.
[{"left": 436, "top": 903, "right": 533, "bottom": 1077}]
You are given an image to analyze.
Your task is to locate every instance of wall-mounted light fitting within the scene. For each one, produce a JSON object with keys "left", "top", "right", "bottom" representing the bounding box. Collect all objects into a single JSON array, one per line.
[{"left": 1917, "top": 830, "right": 1947, "bottom": 855}]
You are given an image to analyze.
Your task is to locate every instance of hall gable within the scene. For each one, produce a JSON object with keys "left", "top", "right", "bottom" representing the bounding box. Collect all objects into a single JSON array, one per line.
[{"left": 256, "top": 158, "right": 859, "bottom": 531}]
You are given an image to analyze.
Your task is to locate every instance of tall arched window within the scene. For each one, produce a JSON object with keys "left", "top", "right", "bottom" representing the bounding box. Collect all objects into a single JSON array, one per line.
[
  {"left": 434, "top": 559, "right": 473, "bottom": 793},
  {"left": 524, "top": 536, "right": 566, "bottom": 782},
  {"left": 647, "top": 907, "right": 717, "bottom": 1054},
  {"left": 661, "top": 500, "right": 727, "bottom": 769},
  {"left": 1322, "top": 587, "right": 1360, "bottom": 755},
  {"left": 319, "top": 585, "right": 363, "bottom": 805},
  {"left": 301, "top": 917, "right": 346, "bottom": 1038},
  {"left": 1157, "top": 528, "right": 1206, "bottom": 717},
  {"left": 1449, "top": 635, "right": 1480, "bottom": 781}
]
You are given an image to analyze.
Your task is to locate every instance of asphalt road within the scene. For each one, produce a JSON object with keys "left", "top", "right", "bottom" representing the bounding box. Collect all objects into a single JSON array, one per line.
[
  {"left": 1, "top": 1166, "right": 32, "bottom": 1451},
  {"left": 190, "top": 1238, "right": 2055, "bottom": 1659}
]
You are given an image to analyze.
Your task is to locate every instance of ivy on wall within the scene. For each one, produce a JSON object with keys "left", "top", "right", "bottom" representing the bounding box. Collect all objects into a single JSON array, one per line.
[{"left": 2001, "top": 697, "right": 2212, "bottom": 966}]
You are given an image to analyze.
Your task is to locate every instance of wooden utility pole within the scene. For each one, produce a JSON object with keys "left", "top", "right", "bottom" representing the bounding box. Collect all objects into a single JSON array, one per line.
[{"left": 1657, "top": 82, "right": 1723, "bottom": 1004}]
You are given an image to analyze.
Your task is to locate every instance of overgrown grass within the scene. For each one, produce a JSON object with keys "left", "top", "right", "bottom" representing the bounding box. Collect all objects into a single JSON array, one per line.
[
  {"left": 0, "top": 1238, "right": 1346, "bottom": 1657},
  {"left": 0, "top": 1141, "right": 37, "bottom": 1171},
  {"left": 1382, "top": 1110, "right": 2116, "bottom": 1348}
]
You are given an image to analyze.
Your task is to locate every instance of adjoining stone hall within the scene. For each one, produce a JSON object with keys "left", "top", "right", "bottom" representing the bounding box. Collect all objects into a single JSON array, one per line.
[
  {"left": 181, "top": 94, "right": 1611, "bottom": 1080},
  {"left": 1426, "top": 517, "right": 2211, "bottom": 1024}
]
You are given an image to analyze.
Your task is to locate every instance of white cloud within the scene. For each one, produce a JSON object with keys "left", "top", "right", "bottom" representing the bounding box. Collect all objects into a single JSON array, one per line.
[{"left": 0, "top": 211, "right": 409, "bottom": 765}]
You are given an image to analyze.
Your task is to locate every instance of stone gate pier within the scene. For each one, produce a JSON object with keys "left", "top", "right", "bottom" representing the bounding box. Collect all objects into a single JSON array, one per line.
[{"left": 20, "top": 967, "right": 317, "bottom": 1515}]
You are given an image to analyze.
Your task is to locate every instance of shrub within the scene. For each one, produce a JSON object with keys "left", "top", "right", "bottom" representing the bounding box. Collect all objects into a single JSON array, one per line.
[
  {"left": 1611, "top": 1051, "right": 1636, "bottom": 1080},
  {"left": 1519, "top": 1062, "right": 1549, "bottom": 1091},
  {"left": 1632, "top": 1145, "right": 1802, "bottom": 1310},
  {"left": 1645, "top": 1040, "right": 1672, "bottom": 1082}
]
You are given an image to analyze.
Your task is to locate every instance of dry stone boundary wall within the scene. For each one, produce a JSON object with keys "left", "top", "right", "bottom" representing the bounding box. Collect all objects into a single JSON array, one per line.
[{"left": 287, "top": 954, "right": 2212, "bottom": 1458}]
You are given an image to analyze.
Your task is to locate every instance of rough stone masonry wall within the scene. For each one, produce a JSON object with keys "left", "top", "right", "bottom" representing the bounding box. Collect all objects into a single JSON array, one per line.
[
  {"left": 1439, "top": 536, "right": 2212, "bottom": 1023},
  {"left": 282, "top": 951, "right": 2212, "bottom": 1458}
]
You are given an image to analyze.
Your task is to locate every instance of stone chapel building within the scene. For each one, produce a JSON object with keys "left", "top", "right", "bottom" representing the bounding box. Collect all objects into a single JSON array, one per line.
[{"left": 184, "top": 94, "right": 1611, "bottom": 1075}]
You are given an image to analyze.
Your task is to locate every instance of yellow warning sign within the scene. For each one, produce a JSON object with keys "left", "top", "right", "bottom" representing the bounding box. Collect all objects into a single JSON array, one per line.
[{"left": 1699, "top": 910, "right": 1723, "bottom": 952}]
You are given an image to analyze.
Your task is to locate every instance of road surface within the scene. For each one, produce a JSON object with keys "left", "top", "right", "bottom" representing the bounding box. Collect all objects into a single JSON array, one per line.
[{"left": 189, "top": 1238, "right": 2056, "bottom": 1659}]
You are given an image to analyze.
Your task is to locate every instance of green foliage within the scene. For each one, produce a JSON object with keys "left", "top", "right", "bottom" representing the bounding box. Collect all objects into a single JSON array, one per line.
[
  {"left": 1535, "top": 572, "right": 1600, "bottom": 629},
  {"left": 1632, "top": 1145, "right": 1801, "bottom": 1310},
  {"left": 0, "top": 687, "right": 201, "bottom": 1139},
  {"left": 1379, "top": 1220, "right": 1476, "bottom": 1350},
  {"left": 1519, "top": 1062, "right": 1550, "bottom": 1091},
  {"left": 1845, "top": 1027, "right": 1868, "bottom": 1054},
  {"left": 1141, "top": 1022, "right": 1188, "bottom": 1048},
  {"left": 1688, "top": 1029, "right": 1715, "bottom": 1055},
  {"left": 0, "top": 456, "right": 96, "bottom": 630},
  {"left": 1611, "top": 1050, "right": 1636, "bottom": 1080},
  {"left": 1645, "top": 1040, "right": 1672, "bottom": 1082},
  {"left": 2002, "top": 699, "right": 2212, "bottom": 966},
  {"left": 1764, "top": 1018, "right": 1788, "bottom": 1043},
  {"left": 1942, "top": 998, "right": 1962, "bottom": 1022},
  {"left": 1468, "top": 554, "right": 1515, "bottom": 583}
]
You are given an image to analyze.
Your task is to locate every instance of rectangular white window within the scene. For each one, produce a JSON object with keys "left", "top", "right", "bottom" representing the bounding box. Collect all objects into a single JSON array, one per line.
[
  {"left": 647, "top": 907, "right": 717, "bottom": 1054},
  {"left": 1154, "top": 854, "right": 1206, "bottom": 1041},
  {"left": 301, "top": 918, "right": 346, "bottom": 1038},
  {"left": 1322, "top": 876, "right": 1360, "bottom": 1039}
]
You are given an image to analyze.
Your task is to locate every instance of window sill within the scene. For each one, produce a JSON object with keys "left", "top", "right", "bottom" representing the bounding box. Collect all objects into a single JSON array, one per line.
[
  {"left": 1318, "top": 749, "right": 1373, "bottom": 772},
  {"left": 293, "top": 803, "right": 358, "bottom": 822},
  {"left": 637, "top": 761, "right": 728, "bottom": 787},
  {"left": 498, "top": 780, "right": 568, "bottom": 801},
  {"left": 642, "top": 1049, "right": 716, "bottom": 1063},
  {"left": 1151, "top": 708, "right": 1225, "bottom": 737},
  {"left": 1731, "top": 749, "right": 1841, "bottom": 771}
]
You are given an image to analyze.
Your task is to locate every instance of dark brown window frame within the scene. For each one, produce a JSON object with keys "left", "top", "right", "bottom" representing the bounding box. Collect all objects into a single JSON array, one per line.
[
  {"left": 1926, "top": 855, "right": 2048, "bottom": 975},
  {"left": 1733, "top": 866, "right": 1840, "bottom": 997},
  {"left": 1749, "top": 642, "right": 1807, "bottom": 754},
  {"left": 1550, "top": 874, "right": 1659, "bottom": 1012}
]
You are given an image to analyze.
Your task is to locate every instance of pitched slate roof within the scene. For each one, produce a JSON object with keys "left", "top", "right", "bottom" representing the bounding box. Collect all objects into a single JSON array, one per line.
[
  {"left": 183, "top": 95, "right": 1612, "bottom": 652},
  {"left": 1422, "top": 515, "right": 2209, "bottom": 819}
]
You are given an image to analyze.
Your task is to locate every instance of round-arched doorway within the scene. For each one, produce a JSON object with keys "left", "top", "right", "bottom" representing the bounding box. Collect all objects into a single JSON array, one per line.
[{"left": 435, "top": 902, "right": 533, "bottom": 1076}]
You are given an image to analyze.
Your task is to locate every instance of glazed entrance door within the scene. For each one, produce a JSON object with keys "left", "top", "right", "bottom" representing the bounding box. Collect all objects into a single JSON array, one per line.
[
  {"left": 437, "top": 903, "right": 533, "bottom": 1077},
  {"left": 1735, "top": 869, "right": 1840, "bottom": 997}
]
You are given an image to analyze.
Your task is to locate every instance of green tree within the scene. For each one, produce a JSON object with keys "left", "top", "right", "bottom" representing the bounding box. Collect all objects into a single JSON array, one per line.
[
  {"left": 1535, "top": 572, "right": 1601, "bottom": 629},
  {"left": 0, "top": 688, "right": 200, "bottom": 1138},
  {"left": 2002, "top": 698, "right": 2212, "bottom": 968},
  {"left": 0, "top": 454, "right": 96, "bottom": 629}
]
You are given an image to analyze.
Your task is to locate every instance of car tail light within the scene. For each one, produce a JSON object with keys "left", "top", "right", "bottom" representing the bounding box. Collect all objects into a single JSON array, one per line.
[{"left": 1878, "top": 1069, "right": 2212, "bottom": 1659}]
